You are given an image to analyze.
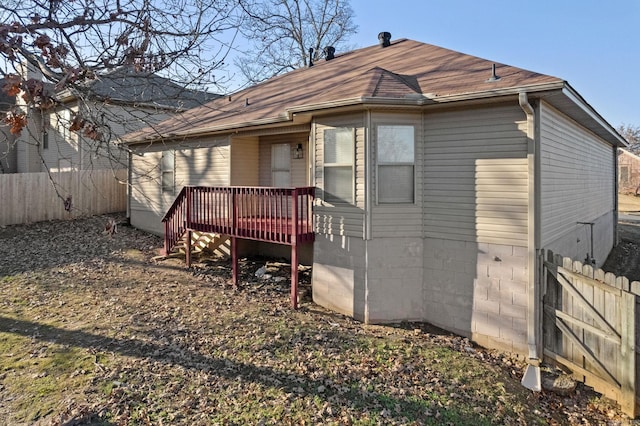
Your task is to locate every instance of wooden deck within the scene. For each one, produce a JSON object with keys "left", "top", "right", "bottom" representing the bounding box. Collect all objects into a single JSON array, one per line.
[
  {"left": 162, "top": 186, "right": 315, "bottom": 308},
  {"left": 191, "top": 218, "right": 314, "bottom": 245}
]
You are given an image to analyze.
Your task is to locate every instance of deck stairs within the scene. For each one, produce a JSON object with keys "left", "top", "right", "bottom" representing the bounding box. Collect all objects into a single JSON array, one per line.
[
  {"left": 170, "top": 232, "right": 231, "bottom": 259},
  {"left": 161, "top": 185, "right": 316, "bottom": 308}
]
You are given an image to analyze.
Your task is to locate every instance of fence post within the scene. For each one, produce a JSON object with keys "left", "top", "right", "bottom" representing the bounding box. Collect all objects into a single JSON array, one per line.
[{"left": 620, "top": 291, "right": 637, "bottom": 417}]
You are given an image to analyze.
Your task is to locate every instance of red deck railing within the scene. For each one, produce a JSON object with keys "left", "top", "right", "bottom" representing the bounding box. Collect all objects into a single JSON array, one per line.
[{"left": 162, "top": 186, "right": 316, "bottom": 256}]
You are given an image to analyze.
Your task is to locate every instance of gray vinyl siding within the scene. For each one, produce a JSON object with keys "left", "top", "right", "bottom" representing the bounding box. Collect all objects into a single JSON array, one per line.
[
  {"left": 257, "top": 133, "right": 309, "bottom": 187},
  {"left": 131, "top": 151, "right": 164, "bottom": 223},
  {"left": 86, "top": 104, "right": 172, "bottom": 170},
  {"left": 231, "top": 136, "right": 259, "bottom": 186},
  {"left": 15, "top": 110, "right": 44, "bottom": 172},
  {"left": 0, "top": 126, "right": 17, "bottom": 173},
  {"left": 34, "top": 102, "right": 175, "bottom": 172},
  {"left": 130, "top": 137, "right": 230, "bottom": 234},
  {"left": 313, "top": 113, "right": 366, "bottom": 238},
  {"left": 422, "top": 105, "right": 529, "bottom": 246},
  {"left": 370, "top": 112, "right": 422, "bottom": 238},
  {"left": 539, "top": 102, "right": 615, "bottom": 262},
  {"left": 43, "top": 106, "right": 79, "bottom": 170},
  {"left": 175, "top": 139, "right": 230, "bottom": 187}
]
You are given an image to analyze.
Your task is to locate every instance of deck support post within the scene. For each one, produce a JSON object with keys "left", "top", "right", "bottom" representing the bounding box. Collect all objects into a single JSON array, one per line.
[
  {"left": 185, "top": 230, "right": 192, "bottom": 268},
  {"left": 231, "top": 236, "right": 238, "bottom": 287},
  {"left": 291, "top": 189, "right": 299, "bottom": 309},
  {"left": 291, "top": 244, "right": 299, "bottom": 309}
]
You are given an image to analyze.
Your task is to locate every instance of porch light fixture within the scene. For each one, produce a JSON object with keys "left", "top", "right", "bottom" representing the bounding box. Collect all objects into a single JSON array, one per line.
[{"left": 294, "top": 143, "right": 304, "bottom": 159}]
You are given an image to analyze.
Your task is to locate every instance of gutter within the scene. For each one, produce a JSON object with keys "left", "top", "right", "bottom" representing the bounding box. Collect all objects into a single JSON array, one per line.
[
  {"left": 519, "top": 92, "right": 542, "bottom": 392},
  {"left": 561, "top": 83, "right": 627, "bottom": 147},
  {"left": 125, "top": 82, "right": 568, "bottom": 146}
]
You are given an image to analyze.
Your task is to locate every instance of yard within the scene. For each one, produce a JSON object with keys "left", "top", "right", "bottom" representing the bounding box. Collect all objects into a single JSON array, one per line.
[{"left": 0, "top": 214, "right": 636, "bottom": 425}]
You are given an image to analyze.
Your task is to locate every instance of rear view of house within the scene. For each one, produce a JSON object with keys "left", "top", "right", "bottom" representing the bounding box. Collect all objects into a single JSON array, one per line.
[{"left": 124, "top": 34, "right": 625, "bottom": 358}]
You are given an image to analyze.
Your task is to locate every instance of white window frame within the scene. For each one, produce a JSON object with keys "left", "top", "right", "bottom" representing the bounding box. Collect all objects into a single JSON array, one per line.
[
  {"left": 376, "top": 124, "right": 415, "bottom": 204},
  {"left": 323, "top": 127, "right": 354, "bottom": 204},
  {"left": 161, "top": 150, "right": 176, "bottom": 194}
]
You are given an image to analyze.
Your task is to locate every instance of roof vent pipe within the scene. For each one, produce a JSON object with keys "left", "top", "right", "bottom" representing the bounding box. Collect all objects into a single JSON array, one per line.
[
  {"left": 308, "top": 48, "right": 314, "bottom": 67},
  {"left": 487, "top": 63, "right": 500, "bottom": 82},
  {"left": 324, "top": 46, "right": 335, "bottom": 60},
  {"left": 378, "top": 32, "right": 391, "bottom": 47}
]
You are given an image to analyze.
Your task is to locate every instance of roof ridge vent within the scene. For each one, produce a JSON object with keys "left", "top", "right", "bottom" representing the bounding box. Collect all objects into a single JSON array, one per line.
[{"left": 378, "top": 32, "right": 391, "bottom": 47}]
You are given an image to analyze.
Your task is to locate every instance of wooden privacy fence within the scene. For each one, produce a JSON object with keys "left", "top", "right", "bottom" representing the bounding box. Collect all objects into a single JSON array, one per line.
[
  {"left": 541, "top": 249, "right": 638, "bottom": 417},
  {"left": 0, "top": 169, "right": 127, "bottom": 226}
]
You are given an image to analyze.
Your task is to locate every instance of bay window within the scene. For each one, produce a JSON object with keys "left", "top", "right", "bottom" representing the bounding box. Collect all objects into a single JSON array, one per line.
[
  {"left": 323, "top": 127, "right": 354, "bottom": 204},
  {"left": 377, "top": 125, "right": 415, "bottom": 203}
]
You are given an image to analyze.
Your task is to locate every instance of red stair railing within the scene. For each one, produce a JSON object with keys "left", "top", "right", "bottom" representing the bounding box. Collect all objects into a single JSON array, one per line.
[{"left": 161, "top": 186, "right": 315, "bottom": 254}]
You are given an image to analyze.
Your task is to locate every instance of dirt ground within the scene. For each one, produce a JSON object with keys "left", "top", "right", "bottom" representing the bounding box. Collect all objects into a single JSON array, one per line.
[
  {"left": 602, "top": 193, "right": 640, "bottom": 280},
  {"left": 0, "top": 210, "right": 638, "bottom": 424}
]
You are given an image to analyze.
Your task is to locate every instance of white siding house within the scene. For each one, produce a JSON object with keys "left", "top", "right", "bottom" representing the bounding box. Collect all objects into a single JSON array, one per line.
[{"left": 4, "top": 66, "right": 217, "bottom": 174}]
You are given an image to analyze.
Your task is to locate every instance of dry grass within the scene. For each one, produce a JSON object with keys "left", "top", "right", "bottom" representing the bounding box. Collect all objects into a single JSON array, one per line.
[
  {"left": 619, "top": 193, "right": 640, "bottom": 212},
  {"left": 0, "top": 215, "right": 633, "bottom": 425}
]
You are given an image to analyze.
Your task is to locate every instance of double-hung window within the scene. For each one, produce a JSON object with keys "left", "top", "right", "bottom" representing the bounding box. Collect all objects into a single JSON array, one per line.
[
  {"left": 161, "top": 150, "right": 175, "bottom": 194},
  {"left": 323, "top": 127, "right": 354, "bottom": 204},
  {"left": 377, "top": 125, "right": 415, "bottom": 203}
]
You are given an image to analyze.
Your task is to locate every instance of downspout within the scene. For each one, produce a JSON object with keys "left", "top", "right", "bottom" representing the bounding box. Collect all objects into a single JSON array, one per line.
[
  {"left": 519, "top": 92, "right": 542, "bottom": 391},
  {"left": 614, "top": 149, "right": 619, "bottom": 247},
  {"left": 126, "top": 150, "right": 132, "bottom": 223},
  {"left": 363, "top": 109, "right": 372, "bottom": 324}
]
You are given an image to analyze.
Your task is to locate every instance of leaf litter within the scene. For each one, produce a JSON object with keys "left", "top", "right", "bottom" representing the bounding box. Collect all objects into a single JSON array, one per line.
[{"left": 0, "top": 214, "right": 636, "bottom": 425}]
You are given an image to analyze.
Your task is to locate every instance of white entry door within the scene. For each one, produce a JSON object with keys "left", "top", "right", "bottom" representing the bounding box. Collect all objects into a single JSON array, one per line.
[{"left": 271, "top": 143, "right": 291, "bottom": 187}]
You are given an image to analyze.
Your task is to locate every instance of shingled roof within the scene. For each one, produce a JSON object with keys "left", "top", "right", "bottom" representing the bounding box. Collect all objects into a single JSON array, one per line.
[
  {"left": 82, "top": 66, "right": 220, "bottom": 109},
  {"left": 124, "top": 38, "right": 624, "bottom": 146}
]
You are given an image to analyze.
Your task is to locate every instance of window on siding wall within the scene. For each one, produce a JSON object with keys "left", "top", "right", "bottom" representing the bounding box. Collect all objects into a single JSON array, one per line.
[
  {"left": 377, "top": 125, "right": 415, "bottom": 203},
  {"left": 323, "top": 127, "right": 354, "bottom": 204},
  {"left": 620, "top": 165, "right": 630, "bottom": 183},
  {"left": 161, "top": 151, "right": 175, "bottom": 194}
]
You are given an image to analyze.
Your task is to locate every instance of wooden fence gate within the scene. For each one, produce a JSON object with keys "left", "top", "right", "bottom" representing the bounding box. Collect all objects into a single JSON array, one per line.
[{"left": 541, "top": 250, "right": 639, "bottom": 417}]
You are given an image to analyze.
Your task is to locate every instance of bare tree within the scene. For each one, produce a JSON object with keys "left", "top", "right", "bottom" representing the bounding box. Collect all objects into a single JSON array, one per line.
[
  {"left": 618, "top": 124, "right": 640, "bottom": 154},
  {"left": 0, "top": 0, "right": 242, "bottom": 214},
  {"left": 0, "top": 0, "right": 240, "bottom": 160},
  {"left": 236, "top": 0, "right": 357, "bottom": 84}
]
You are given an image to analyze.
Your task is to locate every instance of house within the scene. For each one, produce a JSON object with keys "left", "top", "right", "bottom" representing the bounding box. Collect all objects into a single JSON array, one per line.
[
  {"left": 123, "top": 34, "right": 626, "bottom": 357},
  {"left": 6, "top": 65, "right": 218, "bottom": 173},
  {"left": 618, "top": 148, "right": 640, "bottom": 194},
  {"left": 0, "top": 78, "right": 17, "bottom": 173}
]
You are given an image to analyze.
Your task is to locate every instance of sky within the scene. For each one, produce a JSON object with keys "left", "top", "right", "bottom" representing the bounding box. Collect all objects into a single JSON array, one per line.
[{"left": 346, "top": 0, "right": 639, "bottom": 129}]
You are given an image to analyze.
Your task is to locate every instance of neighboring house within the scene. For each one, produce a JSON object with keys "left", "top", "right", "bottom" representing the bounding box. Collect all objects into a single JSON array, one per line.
[
  {"left": 0, "top": 78, "right": 17, "bottom": 173},
  {"left": 618, "top": 148, "right": 640, "bottom": 194},
  {"left": 8, "top": 65, "right": 218, "bottom": 173},
  {"left": 124, "top": 35, "right": 625, "bottom": 356}
]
